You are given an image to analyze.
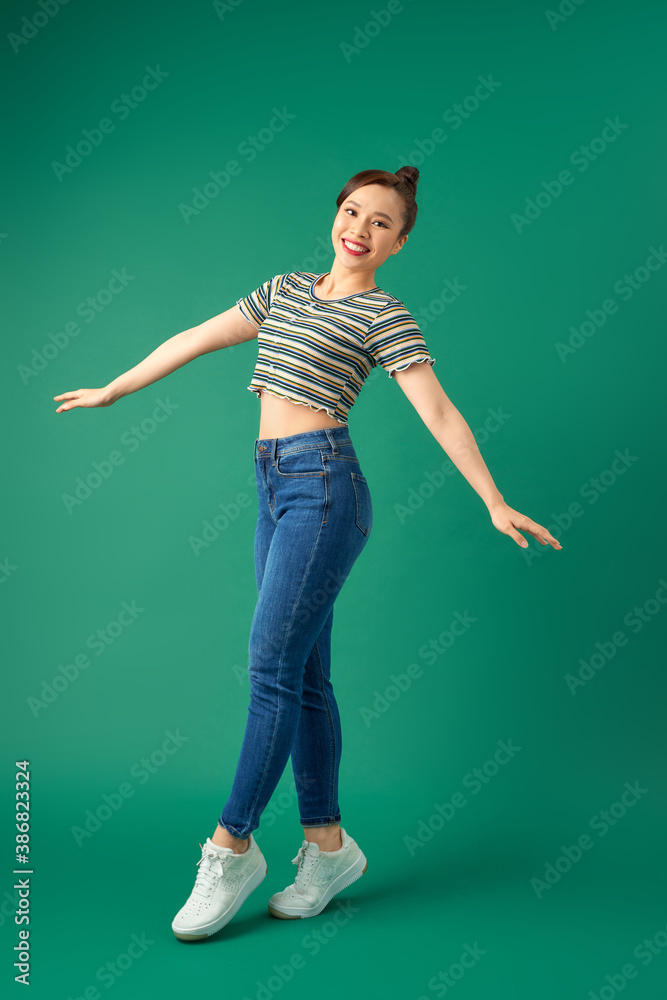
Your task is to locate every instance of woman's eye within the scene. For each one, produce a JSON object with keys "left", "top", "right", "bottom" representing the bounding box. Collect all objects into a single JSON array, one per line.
[{"left": 345, "top": 208, "right": 386, "bottom": 227}]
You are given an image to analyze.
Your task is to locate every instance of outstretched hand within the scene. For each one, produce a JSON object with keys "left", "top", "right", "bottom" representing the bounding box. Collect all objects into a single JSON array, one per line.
[
  {"left": 53, "top": 388, "right": 114, "bottom": 412},
  {"left": 489, "top": 502, "right": 563, "bottom": 550}
]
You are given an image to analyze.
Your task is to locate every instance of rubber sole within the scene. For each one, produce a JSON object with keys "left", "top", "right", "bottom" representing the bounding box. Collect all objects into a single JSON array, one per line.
[
  {"left": 172, "top": 862, "right": 268, "bottom": 941},
  {"left": 267, "top": 855, "right": 367, "bottom": 920}
]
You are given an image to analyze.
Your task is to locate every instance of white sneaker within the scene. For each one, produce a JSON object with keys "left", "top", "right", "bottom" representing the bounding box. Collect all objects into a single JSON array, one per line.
[
  {"left": 172, "top": 834, "right": 267, "bottom": 940},
  {"left": 267, "top": 827, "right": 367, "bottom": 919}
]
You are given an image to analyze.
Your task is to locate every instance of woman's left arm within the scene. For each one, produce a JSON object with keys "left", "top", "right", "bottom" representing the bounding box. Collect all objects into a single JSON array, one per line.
[{"left": 392, "top": 363, "right": 562, "bottom": 551}]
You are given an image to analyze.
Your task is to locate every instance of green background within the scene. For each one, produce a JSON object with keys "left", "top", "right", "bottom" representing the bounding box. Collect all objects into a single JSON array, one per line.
[{"left": 3, "top": 0, "right": 667, "bottom": 996}]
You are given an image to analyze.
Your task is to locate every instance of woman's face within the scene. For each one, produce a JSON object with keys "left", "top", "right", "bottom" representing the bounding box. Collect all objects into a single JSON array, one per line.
[{"left": 331, "top": 183, "right": 409, "bottom": 273}]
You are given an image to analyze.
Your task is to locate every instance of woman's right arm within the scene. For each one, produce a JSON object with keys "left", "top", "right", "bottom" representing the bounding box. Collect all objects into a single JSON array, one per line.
[{"left": 53, "top": 304, "right": 259, "bottom": 412}]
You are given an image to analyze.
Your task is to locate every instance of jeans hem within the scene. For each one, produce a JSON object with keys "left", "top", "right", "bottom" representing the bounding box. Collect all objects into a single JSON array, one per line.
[
  {"left": 300, "top": 816, "right": 341, "bottom": 828},
  {"left": 218, "top": 816, "right": 252, "bottom": 840}
]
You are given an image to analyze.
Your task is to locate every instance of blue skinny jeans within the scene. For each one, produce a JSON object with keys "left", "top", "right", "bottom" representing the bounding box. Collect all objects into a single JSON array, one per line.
[{"left": 219, "top": 425, "right": 373, "bottom": 839}]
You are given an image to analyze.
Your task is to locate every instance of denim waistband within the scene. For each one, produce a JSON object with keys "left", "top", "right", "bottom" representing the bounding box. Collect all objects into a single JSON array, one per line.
[{"left": 254, "top": 424, "right": 353, "bottom": 461}]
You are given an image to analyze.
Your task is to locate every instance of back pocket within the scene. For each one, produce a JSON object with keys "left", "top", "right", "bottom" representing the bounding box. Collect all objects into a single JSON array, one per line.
[{"left": 351, "top": 471, "right": 373, "bottom": 536}]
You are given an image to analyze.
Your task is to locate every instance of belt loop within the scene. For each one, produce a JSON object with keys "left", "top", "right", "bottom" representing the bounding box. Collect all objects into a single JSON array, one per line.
[
  {"left": 253, "top": 439, "right": 258, "bottom": 462},
  {"left": 325, "top": 427, "right": 338, "bottom": 454},
  {"left": 271, "top": 438, "right": 278, "bottom": 461}
]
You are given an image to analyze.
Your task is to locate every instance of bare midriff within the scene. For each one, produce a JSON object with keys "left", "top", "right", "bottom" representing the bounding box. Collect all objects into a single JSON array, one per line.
[{"left": 257, "top": 388, "right": 346, "bottom": 439}]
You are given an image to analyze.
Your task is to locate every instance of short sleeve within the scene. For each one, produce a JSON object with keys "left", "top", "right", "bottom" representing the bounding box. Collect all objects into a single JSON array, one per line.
[
  {"left": 236, "top": 273, "right": 288, "bottom": 329},
  {"left": 364, "top": 299, "right": 436, "bottom": 378}
]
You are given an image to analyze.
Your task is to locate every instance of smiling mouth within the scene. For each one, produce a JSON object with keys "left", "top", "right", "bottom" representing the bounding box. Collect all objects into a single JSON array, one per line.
[{"left": 342, "top": 238, "right": 370, "bottom": 255}]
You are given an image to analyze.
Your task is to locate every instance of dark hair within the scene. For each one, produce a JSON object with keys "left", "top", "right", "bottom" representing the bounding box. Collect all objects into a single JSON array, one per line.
[{"left": 335, "top": 166, "right": 419, "bottom": 240}]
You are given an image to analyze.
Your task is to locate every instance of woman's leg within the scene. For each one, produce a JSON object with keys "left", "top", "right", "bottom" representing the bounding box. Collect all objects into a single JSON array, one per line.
[
  {"left": 289, "top": 441, "right": 373, "bottom": 844},
  {"left": 213, "top": 561, "right": 342, "bottom": 855},
  {"left": 216, "top": 432, "right": 371, "bottom": 844},
  {"left": 290, "top": 606, "right": 344, "bottom": 850}
]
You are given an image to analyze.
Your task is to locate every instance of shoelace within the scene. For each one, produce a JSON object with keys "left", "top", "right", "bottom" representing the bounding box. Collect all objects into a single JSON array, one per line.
[
  {"left": 291, "top": 845, "right": 319, "bottom": 893},
  {"left": 193, "top": 843, "right": 233, "bottom": 897}
]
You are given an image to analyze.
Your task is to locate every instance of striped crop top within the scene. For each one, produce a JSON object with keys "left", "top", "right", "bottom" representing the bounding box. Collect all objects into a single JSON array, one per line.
[{"left": 237, "top": 270, "right": 436, "bottom": 426}]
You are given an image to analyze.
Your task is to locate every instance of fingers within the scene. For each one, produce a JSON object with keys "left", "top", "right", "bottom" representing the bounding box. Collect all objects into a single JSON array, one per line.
[
  {"left": 527, "top": 522, "right": 562, "bottom": 549},
  {"left": 520, "top": 519, "right": 563, "bottom": 550},
  {"left": 54, "top": 390, "right": 84, "bottom": 413},
  {"left": 510, "top": 531, "right": 529, "bottom": 548},
  {"left": 53, "top": 390, "right": 83, "bottom": 400},
  {"left": 493, "top": 506, "right": 564, "bottom": 551}
]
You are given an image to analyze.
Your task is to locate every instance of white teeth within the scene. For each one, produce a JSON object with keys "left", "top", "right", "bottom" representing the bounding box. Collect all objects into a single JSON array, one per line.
[{"left": 343, "top": 239, "right": 368, "bottom": 252}]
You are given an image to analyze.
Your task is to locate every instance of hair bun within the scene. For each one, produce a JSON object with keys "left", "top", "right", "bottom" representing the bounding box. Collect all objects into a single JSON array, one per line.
[{"left": 396, "top": 165, "right": 419, "bottom": 194}]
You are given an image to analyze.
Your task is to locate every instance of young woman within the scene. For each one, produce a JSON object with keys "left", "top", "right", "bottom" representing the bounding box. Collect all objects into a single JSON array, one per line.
[{"left": 54, "top": 166, "right": 562, "bottom": 941}]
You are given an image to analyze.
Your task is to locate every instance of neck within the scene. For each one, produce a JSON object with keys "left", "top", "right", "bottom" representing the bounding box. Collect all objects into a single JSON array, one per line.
[{"left": 318, "top": 260, "right": 378, "bottom": 298}]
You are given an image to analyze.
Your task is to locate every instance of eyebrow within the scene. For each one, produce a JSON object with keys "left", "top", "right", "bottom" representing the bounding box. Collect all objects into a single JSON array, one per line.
[{"left": 346, "top": 199, "right": 394, "bottom": 224}]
